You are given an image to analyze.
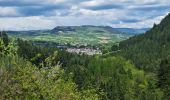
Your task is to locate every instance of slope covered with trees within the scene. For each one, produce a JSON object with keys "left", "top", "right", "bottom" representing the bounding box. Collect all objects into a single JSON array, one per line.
[{"left": 113, "top": 13, "right": 170, "bottom": 72}]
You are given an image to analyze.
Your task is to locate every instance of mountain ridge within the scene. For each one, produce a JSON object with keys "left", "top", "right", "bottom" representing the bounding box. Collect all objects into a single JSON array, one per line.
[{"left": 51, "top": 25, "right": 122, "bottom": 34}]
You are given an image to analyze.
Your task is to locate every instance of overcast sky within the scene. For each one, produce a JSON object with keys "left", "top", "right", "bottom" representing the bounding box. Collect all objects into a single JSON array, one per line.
[{"left": 0, "top": 0, "right": 170, "bottom": 30}]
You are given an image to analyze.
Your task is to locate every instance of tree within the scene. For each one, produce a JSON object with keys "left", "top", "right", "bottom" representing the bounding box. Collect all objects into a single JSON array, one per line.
[
  {"left": 0, "top": 31, "right": 8, "bottom": 46},
  {"left": 111, "top": 43, "right": 119, "bottom": 51},
  {"left": 158, "top": 59, "right": 170, "bottom": 98}
]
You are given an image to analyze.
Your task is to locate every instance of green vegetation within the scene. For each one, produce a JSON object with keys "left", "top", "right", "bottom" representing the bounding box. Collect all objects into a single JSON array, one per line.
[
  {"left": 0, "top": 32, "right": 167, "bottom": 99},
  {"left": 157, "top": 59, "right": 170, "bottom": 98},
  {"left": 109, "top": 13, "right": 170, "bottom": 99},
  {"left": 0, "top": 38, "right": 100, "bottom": 100},
  {"left": 1, "top": 14, "right": 170, "bottom": 100}
]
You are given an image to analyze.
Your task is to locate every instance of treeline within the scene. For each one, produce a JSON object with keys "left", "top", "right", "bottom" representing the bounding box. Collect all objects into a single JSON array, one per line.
[{"left": 1, "top": 31, "right": 169, "bottom": 99}]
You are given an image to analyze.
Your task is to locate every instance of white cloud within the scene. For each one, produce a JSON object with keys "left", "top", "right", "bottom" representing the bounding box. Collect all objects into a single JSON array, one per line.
[
  {"left": 80, "top": 0, "right": 102, "bottom": 6},
  {"left": 44, "top": 0, "right": 69, "bottom": 4},
  {"left": 0, "top": 7, "right": 20, "bottom": 17},
  {"left": 0, "top": 16, "right": 56, "bottom": 31}
]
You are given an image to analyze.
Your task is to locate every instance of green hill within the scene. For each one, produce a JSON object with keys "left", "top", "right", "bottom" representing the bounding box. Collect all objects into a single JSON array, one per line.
[
  {"left": 51, "top": 25, "right": 121, "bottom": 34},
  {"left": 114, "top": 13, "right": 170, "bottom": 72}
]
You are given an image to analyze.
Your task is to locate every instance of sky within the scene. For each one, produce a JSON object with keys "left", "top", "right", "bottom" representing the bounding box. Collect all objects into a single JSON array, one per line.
[{"left": 0, "top": 0, "right": 170, "bottom": 30}]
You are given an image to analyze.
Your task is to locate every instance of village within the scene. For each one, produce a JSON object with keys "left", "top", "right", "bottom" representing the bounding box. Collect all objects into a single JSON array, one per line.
[{"left": 66, "top": 48, "right": 102, "bottom": 55}]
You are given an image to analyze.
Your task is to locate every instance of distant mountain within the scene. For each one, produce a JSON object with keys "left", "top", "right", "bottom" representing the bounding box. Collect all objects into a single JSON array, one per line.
[
  {"left": 115, "top": 28, "right": 150, "bottom": 34},
  {"left": 115, "top": 13, "right": 170, "bottom": 72},
  {"left": 51, "top": 25, "right": 123, "bottom": 34},
  {"left": 7, "top": 26, "right": 146, "bottom": 35},
  {"left": 49, "top": 25, "right": 132, "bottom": 45}
]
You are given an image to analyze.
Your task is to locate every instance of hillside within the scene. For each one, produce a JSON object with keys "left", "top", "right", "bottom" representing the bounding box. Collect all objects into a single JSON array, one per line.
[
  {"left": 51, "top": 25, "right": 121, "bottom": 34},
  {"left": 7, "top": 26, "right": 131, "bottom": 46},
  {"left": 114, "top": 13, "right": 170, "bottom": 72}
]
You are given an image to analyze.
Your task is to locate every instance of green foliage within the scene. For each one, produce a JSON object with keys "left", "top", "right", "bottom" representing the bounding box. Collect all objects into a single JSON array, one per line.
[
  {"left": 0, "top": 56, "right": 99, "bottom": 99},
  {"left": 0, "top": 31, "right": 9, "bottom": 46},
  {"left": 158, "top": 59, "right": 170, "bottom": 99},
  {"left": 111, "top": 43, "right": 119, "bottom": 51},
  {"left": 65, "top": 54, "right": 164, "bottom": 99},
  {"left": 0, "top": 39, "right": 18, "bottom": 56},
  {"left": 0, "top": 39, "right": 5, "bottom": 55},
  {"left": 0, "top": 38, "right": 100, "bottom": 100},
  {"left": 17, "top": 39, "right": 57, "bottom": 67},
  {"left": 85, "top": 56, "right": 163, "bottom": 100}
]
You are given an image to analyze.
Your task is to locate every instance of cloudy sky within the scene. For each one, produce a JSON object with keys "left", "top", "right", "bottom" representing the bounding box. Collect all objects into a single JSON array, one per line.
[{"left": 0, "top": 0, "right": 170, "bottom": 30}]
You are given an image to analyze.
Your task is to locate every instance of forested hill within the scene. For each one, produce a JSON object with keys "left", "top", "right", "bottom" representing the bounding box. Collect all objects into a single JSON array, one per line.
[
  {"left": 114, "top": 13, "right": 170, "bottom": 72},
  {"left": 51, "top": 25, "right": 123, "bottom": 34}
]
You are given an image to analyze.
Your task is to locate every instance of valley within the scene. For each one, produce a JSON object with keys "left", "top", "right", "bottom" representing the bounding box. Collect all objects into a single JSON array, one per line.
[{"left": 1, "top": 0, "right": 170, "bottom": 99}]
